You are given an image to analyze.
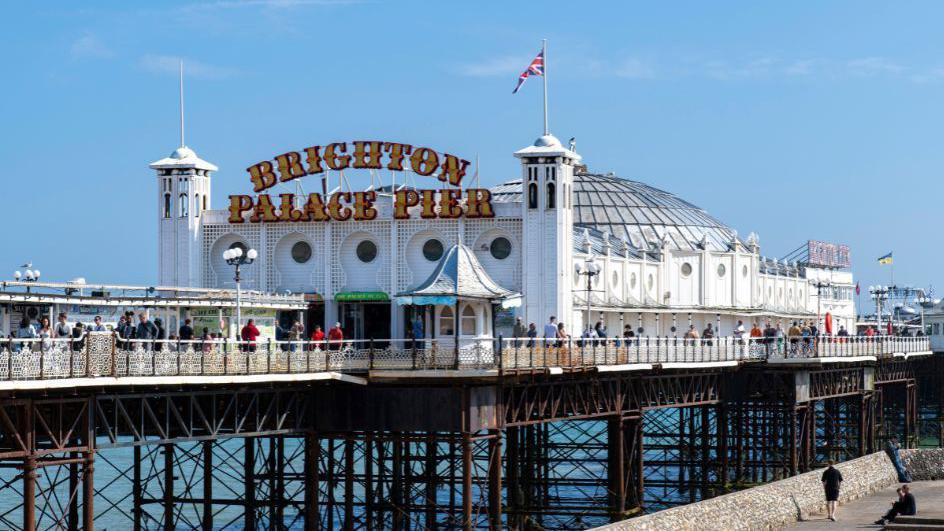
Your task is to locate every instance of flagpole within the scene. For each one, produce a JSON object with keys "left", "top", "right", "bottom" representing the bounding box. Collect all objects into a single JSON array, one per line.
[
  {"left": 542, "top": 38, "right": 548, "bottom": 136},
  {"left": 179, "top": 61, "right": 185, "bottom": 148}
]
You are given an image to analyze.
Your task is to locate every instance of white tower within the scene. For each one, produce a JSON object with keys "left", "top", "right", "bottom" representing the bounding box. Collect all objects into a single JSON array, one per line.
[
  {"left": 515, "top": 134, "right": 581, "bottom": 328},
  {"left": 150, "top": 146, "right": 217, "bottom": 287}
]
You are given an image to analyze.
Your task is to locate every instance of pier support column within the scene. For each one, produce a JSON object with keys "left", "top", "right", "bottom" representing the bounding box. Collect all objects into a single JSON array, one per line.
[
  {"left": 244, "top": 437, "right": 256, "bottom": 530},
  {"left": 83, "top": 449, "right": 95, "bottom": 531},
  {"left": 23, "top": 455, "right": 36, "bottom": 531},
  {"left": 305, "top": 433, "right": 319, "bottom": 531},
  {"left": 203, "top": 441, "right": 213, "bottom": 531},
  {"left": 163, "top": 443, "right": 174, "bottom": 530},
  {"left": 487, "top": 429, "right": 503, "bottom": 531},
  {"left": 461, "top": 432, "right": 473, "bottom": 531}
]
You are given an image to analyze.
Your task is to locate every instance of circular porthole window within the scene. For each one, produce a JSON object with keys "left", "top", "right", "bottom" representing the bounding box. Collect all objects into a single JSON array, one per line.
[
  {"left": 742, "top": 264, "right": 749, "bottom": 277},
  {"left": 422, "top": 239, "right": 444, "bottom": 261},
  {"left": 291, "top": 241, "right": 312, "bottom": 264},
  {"left": 717, "top": 264, "right": 727, "bottom": 277},
  {"left": 680, "top": 263, "right": 693, "bottom": 277},
  {"left": 647, "top": 274, "right": 654, "bottom": 290},
  {"left": 356, "top": 240, "right": 378, "bottom": 263},
  {"left": 490, "top": 237, "right": 512, "bottom": 260},
  {"left": 612, "top": 271, "right": 619, "bottom": 287},
  {"left": 630, "top": 273, "right": 637, "bottom": 288}
]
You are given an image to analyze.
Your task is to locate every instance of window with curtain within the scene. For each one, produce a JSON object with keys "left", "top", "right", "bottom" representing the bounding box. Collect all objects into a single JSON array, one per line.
[
  {"left": 461, "top": 305, "right": 476, "bottom": 336},
  {"left": 439, "top": 307, "right": 454, "bottom": 336}
]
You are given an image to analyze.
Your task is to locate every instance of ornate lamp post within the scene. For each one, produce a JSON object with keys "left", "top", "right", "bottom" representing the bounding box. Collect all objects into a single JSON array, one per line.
[
  {"left": 869, "top": 285, "right": 890, "bottom": 335},
  {"left": 223, "top": 247, "right": 257, "bottom": 338},
  {"left": 915, "top": 295, "right": 933, "bottom": 335},
  {"left": 813, "top": 280, "right": 832, "bottom": 334},
  {"left": 574, "top": 258, "right": 601, "bottom": 335},
  {"left": 14, "top": 266, "right": 41, "bottom": 293}
]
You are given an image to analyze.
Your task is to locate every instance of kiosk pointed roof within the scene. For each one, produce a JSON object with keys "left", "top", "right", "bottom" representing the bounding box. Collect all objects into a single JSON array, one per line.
[{"left": 396, "top": 244, "right": 518, "bottom": 303}]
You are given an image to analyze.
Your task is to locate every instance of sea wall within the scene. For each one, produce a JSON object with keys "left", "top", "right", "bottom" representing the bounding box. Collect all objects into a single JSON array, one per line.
[{"left": 593, "top": 449, "right": 942, "bottom": 531}]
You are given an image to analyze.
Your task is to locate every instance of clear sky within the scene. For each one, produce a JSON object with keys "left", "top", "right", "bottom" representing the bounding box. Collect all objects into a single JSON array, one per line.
[{"left": 2, "top": 1, "right": 941, "bottom": 298}]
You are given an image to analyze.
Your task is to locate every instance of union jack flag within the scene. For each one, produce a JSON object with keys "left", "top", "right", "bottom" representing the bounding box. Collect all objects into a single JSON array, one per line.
[{"left": 512, "top": 50, "right": 544, "bottom": 94}]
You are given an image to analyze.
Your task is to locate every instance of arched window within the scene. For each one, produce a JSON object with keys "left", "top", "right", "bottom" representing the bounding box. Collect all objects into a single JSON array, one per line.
[
  {"left": 439, "top": 307, "right": 454, "bottom": 336},
  {"left": 546, "top": 182, "right": 556, "bottom": 209},
  {"left": 195, "top": 193, "right": 201, "bottom": 216},
  {"left": 202, "top": 195, "right": 207, "bottom": 211},
  {"left": 527, "top": 182, "right": 538, "bottom": 209},
  {"left": 461, "top": 305, "right": 476, "bottom": 336},
  {"left": 179, "top": 193, "right": 188, "bottom": 217},
  {"left": 163, "top": 193, "right": 171, "bottom": 219}
]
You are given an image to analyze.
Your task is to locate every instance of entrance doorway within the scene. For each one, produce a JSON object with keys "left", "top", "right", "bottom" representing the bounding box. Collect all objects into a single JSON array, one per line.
[
  {"left": 340, "top": 302, "right": 391, "bottom": 342},
  {"left": 305, "top": 302, "right": 324, "bottom": 338}
]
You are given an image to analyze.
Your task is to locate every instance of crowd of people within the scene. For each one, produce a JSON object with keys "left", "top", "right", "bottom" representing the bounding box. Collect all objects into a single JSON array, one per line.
[
  {"left": 6, "top": 311, "right": 352, "bottom": 353},
  {"left": 505, "top": 315, "right": 918, "bottom": 356}
]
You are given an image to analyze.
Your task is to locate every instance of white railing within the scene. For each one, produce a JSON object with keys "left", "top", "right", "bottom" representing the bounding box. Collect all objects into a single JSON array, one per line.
[{"left": 0, "top": 333, "right": 931, "bottom": 381}]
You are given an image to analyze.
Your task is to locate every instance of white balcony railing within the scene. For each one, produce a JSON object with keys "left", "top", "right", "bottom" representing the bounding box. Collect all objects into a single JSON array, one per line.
[{"left": 0, "top": 333, "right": 931, "bottom": 382}]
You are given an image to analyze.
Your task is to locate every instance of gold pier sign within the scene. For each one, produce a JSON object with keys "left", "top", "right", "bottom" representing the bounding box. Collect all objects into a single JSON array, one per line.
[{"left": 229, "top": 140, "right": 495, "bottom": 223}]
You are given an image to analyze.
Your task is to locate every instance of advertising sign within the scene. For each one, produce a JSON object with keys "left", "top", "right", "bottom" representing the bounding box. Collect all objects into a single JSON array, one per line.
[
  {"left": 807, "top": 240, "right": 851, "bottom": 268},
  {"left": 228, "top": 140, "right": 495, "bottom": 224}
]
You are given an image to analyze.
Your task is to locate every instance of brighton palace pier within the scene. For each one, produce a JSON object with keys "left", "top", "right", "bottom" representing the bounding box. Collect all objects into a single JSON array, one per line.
[{"left": 0, "top": 131, "right": 937, "bottom": 530}]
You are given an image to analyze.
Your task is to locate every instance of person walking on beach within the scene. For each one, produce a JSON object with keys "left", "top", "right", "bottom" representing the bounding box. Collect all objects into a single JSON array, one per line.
[{"left": 822, "top": 460, "right": 843, "bottom": 521}]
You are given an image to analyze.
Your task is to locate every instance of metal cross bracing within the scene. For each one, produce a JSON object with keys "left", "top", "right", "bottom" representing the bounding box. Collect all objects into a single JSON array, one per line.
[
  {"left": 916, "top": 356, "right": 944, "bottom": 447},
  {"left": 0, "top": 355, "right": 940, "bottom": 530},
  {"left": 308, "top": 430, "right": 501, "bottom": 531},
  {"left": 505, "top": 421, "right": 613, "bottom": 530},
  {"left": 130, "top": 437, "right": 306, "bottom": 530},
  {"left": 641, "top": 406, "right": 725, "bottom": 512}
]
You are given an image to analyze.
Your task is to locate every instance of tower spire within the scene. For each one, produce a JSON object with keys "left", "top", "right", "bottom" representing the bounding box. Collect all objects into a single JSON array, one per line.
[{"left": 179, "top": 60, "right": 185, "bottom": 148}]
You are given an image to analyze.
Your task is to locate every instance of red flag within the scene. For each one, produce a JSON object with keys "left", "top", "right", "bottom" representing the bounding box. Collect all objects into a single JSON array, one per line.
[{"left": 855, "top": 282, "right": 860, "bottom": 296}]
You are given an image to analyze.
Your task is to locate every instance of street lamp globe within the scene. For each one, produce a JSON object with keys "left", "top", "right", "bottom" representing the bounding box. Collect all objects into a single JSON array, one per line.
[
  {"left": 33, "top": 270, "right": 40, "bottom": 280},
  {"left": 247, "top": 249, "right": 258, "bottom": 261},
  {"left": 13, "top": 271, "right": 21, "bottom": 280}
]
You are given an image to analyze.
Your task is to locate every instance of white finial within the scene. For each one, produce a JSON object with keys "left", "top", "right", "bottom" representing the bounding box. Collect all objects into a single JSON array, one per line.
[{"left": 179, "top": 60, "right": 185, "bottom": 148}]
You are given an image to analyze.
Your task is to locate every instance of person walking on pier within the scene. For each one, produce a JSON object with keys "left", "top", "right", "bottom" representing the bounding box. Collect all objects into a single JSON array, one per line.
[
  {"left": 179, "top": 318, "right": 194, "bottom": 342},
  {"left": 875, "top": 485, "right": 916, "bottom": 525},
  {"left": 544, "top": 316, "right": 558, "bottom": 349},
  {"left": 136, "top": 313, "right": 158, "bottom": 350},
  {"left": 241, "top": 319, "right": 260, "bottom": 352},
  {"left": 38, "top": 317, "right": 53, "bottom": 350},
  {"left": 15, "top": 318, "right": 36, "bottom": 352},
  {"left": 513, "top": 317, "right": 527, "bottom": 348},
  {"left": 822, "top": 460, "right": 843, "bottom": 521},
  {"left": 328, "top": 322, "right": 344, "bottom": 351},
  {"left": 310, "top": 325, "right": 325, "bottom": 350},
  {"left": 55, "top": 313, "right": 72, "bottom": 339},
  {"left": 702, "top": 323, "right": 715, "bottom": 346}
]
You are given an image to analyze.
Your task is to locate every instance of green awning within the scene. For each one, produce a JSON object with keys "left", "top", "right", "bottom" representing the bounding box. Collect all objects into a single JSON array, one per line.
[{"left": 335, "top": 291, "right": 389, "bottom": 302}]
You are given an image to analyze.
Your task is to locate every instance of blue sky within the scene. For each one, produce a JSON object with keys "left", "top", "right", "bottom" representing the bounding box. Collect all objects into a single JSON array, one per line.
[{"left": 1, "top": 1, "right": 942, "bottom": 299}]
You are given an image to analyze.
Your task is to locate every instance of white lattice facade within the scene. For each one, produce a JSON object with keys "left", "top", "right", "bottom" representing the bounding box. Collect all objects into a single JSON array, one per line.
[{"left": 153, "top": 134, "right": 858, "bottom": 341}]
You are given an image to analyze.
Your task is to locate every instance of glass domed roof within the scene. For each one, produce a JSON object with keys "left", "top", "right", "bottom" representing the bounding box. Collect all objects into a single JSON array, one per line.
[{"left": 491, "top": 172, "right": 739, "bottom": 252}]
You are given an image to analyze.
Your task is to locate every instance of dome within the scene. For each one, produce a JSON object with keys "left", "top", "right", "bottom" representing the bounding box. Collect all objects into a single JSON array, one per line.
[
  {"left": 533, "top": 134, "right": 562, "bottom": 148},
  {"left": 491, "top": 172, "right": 740, "bottom": 252},
  {"left": 171, "top": 146, "right": 197, "bottom": 159}
]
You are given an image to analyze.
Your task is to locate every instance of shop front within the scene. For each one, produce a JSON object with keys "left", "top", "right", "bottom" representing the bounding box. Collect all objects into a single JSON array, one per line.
[{"left": 335, "top": 291, "right": 391, "bottom": 341}]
